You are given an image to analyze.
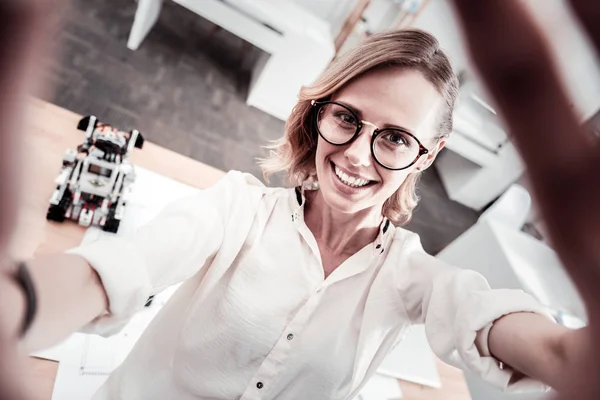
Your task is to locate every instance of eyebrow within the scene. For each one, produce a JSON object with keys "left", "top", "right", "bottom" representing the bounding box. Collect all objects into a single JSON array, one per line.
[{"left": 337, "top": 100, "right": 415, "bottom": 134}]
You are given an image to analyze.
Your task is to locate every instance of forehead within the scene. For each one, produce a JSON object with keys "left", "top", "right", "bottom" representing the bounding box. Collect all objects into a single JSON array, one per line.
[{"left": 332, "top": 68, "right": 443, "bottom": 136}]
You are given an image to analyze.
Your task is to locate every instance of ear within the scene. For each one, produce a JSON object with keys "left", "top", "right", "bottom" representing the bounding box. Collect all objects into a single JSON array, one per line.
[{"left": 414, "top": 136, "right": 447, "bottom": 172}]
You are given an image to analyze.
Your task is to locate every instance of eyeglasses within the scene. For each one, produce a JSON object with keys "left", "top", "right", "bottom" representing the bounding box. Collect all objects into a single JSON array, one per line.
[{"left": 311, "top": 100, "right": 432, "bottom": 171}]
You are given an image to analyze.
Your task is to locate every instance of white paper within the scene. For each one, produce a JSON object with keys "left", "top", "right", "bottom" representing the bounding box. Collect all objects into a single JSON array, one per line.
[
  {"left": 359, "top": 373, "right": 403, "bottom": 400},
  {"left": 30, "top": 334, "right": 84, "bottom": 362},
  {"left": 48, "top": 293, "right": 178, "bottom": 400},
  {"left": 51, "top": 361, "right": 108, "bottom": 400},
  {"left": 82, "top": 165, "right": 201, "bottom": 244},
  {"left": 51, "top": 336, "right": 110, "bottom": 400},
  {"left": 376, "top": 325, "right": 441, "bottom": 388}
]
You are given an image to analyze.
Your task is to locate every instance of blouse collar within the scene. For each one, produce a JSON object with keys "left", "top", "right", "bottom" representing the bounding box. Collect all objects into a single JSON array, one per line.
[{"left": 289, "top": 186, "right": 393, "bottom": 256}]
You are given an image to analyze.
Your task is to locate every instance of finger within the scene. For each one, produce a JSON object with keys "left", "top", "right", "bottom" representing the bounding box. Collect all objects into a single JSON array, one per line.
[
  {"left": 448, "top": 1, "right": 600, "bottom": 312},
  {"left": 0, "top": 0, "right": 60, "bottom": 255},
  {"left": 0, "top": 2, "right": 61, "bottom": 399},
  {"left": 0, "top": 341, "right": 29, "bottom": 400},
  {"left": 569, "top": 0, "right": 600, "bottom": 54},
  {"left": 449, "top": 0, "right": 589, "bottom": 178}
]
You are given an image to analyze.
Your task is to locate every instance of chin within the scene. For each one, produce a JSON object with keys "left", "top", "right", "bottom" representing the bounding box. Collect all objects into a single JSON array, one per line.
[{"left": 320, "top": 190, "right": 362, "bottom": 214}]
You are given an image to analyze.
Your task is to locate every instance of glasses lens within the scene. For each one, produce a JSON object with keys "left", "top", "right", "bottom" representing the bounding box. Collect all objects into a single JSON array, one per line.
[
  {"left": 373, "top": 129, "right": 420, "bottom": 169},
  {"left": 316, "top": 103, "right": 358, "bottom": 144}
]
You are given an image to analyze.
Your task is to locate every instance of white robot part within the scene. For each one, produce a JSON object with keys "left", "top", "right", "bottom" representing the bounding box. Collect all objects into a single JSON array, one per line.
[
  {"left": 89, "top": 148, "right": 105, "bottom": 159},
  {"left": 63, "top": 149, "right": 77, "bottom": 164},
  {"left": 85, "top": 115, "right": 97, "bottom": 139},
  {"left": 92, "top": 211, "right": 104, "bottom": 226},
  {"left": 49, "top": 190, "right": 61, "bottom": 206},
  {"left": 101, "top": 198, "right": 109, "bottom": 213},
  {"left": 115, "top": 201, "right": 126, "bottom": 220},
  {"left": 54, "top": 168, "right": 72, "bottom": 186},
  {"left": 78, "top": 208, "right": 94, "bottom": 227},
  {"left": 47, "top": 115, "right": 144, "bottom": 233},
  {"left": 127, "top": 129, "right": 140, "bottom": 154}
]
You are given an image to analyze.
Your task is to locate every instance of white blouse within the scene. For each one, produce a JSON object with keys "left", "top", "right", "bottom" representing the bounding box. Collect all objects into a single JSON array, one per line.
[{"left": 68, "top": 171, "right": 551, "bottom": 400}]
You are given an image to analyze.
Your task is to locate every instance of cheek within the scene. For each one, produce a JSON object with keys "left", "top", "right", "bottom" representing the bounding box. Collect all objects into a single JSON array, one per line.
[
  {"left": 314, "top": 138, "right": 336, "bottom": 172},
  {"left": 314, "top": 144, "right": 324, "bottom": 177},
  {"left": 378, "top": 169, "right": 411, "bottom": 198}
]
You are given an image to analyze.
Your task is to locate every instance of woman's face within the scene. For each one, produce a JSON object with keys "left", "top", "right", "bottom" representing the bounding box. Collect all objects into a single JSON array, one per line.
[{"left": 314, "top": 67, "right": 446, "bottom": 216}]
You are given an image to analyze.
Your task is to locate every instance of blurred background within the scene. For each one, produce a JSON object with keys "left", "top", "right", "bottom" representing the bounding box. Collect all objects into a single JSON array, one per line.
[
  {"left": 39, "top": 0, "right": 599, "bottom": 255},
  {"left": 27, "top": 1, "right": 599, "bottom": 399}
]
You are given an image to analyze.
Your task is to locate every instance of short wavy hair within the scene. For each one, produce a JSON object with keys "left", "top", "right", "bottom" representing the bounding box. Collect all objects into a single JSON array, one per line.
[{"left": 259, "top": 29, "right": 459, "bottom": 225}]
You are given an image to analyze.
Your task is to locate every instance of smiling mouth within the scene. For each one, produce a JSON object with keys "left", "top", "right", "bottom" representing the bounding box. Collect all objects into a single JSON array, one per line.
[{"left": 331, "top": 161, "right": 375, "bottom": 189}]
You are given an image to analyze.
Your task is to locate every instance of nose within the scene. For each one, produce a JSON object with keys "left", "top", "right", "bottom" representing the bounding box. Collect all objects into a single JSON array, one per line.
[{"left": 343, "top": 125, "right": 373, "bottom": 168}]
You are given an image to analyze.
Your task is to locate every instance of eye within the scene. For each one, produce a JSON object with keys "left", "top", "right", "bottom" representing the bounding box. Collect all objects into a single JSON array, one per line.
[
  {"left": 383, "top": 131, "right": 410, "bottom": 147},
  {"left": 334, "top": 111, "right": 357, "bottom": 126}
]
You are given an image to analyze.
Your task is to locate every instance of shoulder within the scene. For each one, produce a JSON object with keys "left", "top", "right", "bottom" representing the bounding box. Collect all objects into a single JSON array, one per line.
[
  {"left": 387, "top": 225, "right": 426, "bottom": 257},
  {"left": 386, "top": 226, "right": 489, "bottom": 300},
  {"left": 211, "top": 170, "right": 285, "bottom": 195},
  {"left": 386, "top": 225, "right": 466, "bottom": 277},
  {"left": 210, "top": 170, "right": 296, "bottom": 211}
]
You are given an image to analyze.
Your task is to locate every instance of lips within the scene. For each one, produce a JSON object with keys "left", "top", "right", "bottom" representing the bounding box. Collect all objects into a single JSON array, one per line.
[{"left": 330, "top": 161, "right": 376, "bottom": 193}]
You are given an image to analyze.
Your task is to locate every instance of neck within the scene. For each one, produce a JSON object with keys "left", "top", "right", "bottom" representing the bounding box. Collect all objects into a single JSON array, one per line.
[{"left": 304, "top": 190, "right": 383, "bottom": 256}]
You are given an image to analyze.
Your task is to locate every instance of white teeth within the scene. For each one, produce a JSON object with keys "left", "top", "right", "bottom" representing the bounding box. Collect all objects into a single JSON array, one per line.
[{"left": 334, "top": 165, "right": 370, "bottom": 188}]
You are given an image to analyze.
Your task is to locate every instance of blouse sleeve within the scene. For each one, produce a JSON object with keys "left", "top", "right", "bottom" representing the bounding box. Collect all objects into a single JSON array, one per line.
[
  {"left": 66, "top": 171, "right": 262, "bottom": 336},
  {"left": 398, "top": 234, "right": 554, "bottom": 393}
]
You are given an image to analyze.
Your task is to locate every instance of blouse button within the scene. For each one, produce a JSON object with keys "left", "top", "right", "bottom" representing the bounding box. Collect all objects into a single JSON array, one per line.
[
  {"left": 287, "top": 333, "right": 294, "bottom": 340},
  {"left": 376, "top": 244, "right": 381, "bottom": 249},
  {"left": 256, "top": 382, "right": 264, "bottom": 389}
]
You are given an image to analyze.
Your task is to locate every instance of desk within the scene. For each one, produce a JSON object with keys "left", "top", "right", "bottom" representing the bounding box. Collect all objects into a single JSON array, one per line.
[
  {"left": 14, "top": 98, "right": 225, "bottom": 400},
  {"left": 10, "top": 99, "right": 226, "bottom": 260},
  {"left": 19, "top": 100, "right": 470, "bottom": 399}
]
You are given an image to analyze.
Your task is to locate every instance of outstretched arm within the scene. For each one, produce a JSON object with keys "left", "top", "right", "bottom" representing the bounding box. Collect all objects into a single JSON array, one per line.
[
  {"left": 449, "top": 0, "right": 600, "bottom": 398},
  {"left": 0, "top": 2, "right": 64, "bottom": 398},
  {"left": 486, "top": 312, "right": 586, "bottom": 391}
]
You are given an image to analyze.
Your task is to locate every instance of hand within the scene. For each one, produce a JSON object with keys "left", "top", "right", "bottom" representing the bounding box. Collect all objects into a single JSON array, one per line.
[
  {"left": 0, "top": 1, "right": 59, "bottom": 399},
  {"left": 449, "top": 1, "right": 600, "bottom": 398}
]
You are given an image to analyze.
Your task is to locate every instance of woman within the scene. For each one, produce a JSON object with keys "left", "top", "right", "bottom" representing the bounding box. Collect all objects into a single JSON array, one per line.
[{"left": 1, "top": 4, "right": 598, "bottom": 400}]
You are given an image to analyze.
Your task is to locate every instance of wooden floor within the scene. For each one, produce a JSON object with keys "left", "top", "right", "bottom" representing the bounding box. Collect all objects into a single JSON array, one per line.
[{"left": 40, "top": 0, "right": 481, "bottom": 255}]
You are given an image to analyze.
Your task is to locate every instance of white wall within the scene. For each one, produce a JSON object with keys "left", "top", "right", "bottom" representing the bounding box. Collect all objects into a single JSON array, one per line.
[
  {"left": 410, "top": 0, "right": 470, "bottom": 72},
  {"left": 522, "top": 0, "right": 600, "bottom": 120},
  {"left": 291, "top": 0, "right": 358, "bottom": 36},
  {"left": 362, "top": 0, "right": 399, "bottom": 32},
  {"left": 293, "top": 0, "right": 600, "bottom": 121},
  {"left": 411, "top": 0, "right": 600, "bottom": 121}
]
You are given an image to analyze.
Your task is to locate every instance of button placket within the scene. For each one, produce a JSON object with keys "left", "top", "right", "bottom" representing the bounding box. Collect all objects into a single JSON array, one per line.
[{"left": 240, "top": 294, "right": 318, "bottom": 399}]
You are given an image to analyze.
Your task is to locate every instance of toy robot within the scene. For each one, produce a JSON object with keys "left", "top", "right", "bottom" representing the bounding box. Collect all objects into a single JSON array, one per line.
[{"left": 46, "top": 116, "right": 144, "bottom": 233}]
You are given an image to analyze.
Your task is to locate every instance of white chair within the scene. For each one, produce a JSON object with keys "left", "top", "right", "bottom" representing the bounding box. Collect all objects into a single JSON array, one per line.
[{"left": 478, "top": 184, "right": 532, "bottom": 229}]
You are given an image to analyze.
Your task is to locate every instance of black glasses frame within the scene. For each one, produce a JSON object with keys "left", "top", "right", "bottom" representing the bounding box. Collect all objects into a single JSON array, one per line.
[{"left": 311, "top": 100, "right": 431, "bottom": 171}]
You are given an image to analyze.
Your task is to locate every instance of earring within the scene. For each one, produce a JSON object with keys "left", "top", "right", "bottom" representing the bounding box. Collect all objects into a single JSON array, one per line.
[{"left": 302, "top": 176, "right": 320, "bottom": 190}]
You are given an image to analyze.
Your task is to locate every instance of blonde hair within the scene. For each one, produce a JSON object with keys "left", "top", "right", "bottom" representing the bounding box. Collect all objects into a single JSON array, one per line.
[{"left": 259, "top": 29, "right": 459, "bottom": 225}]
